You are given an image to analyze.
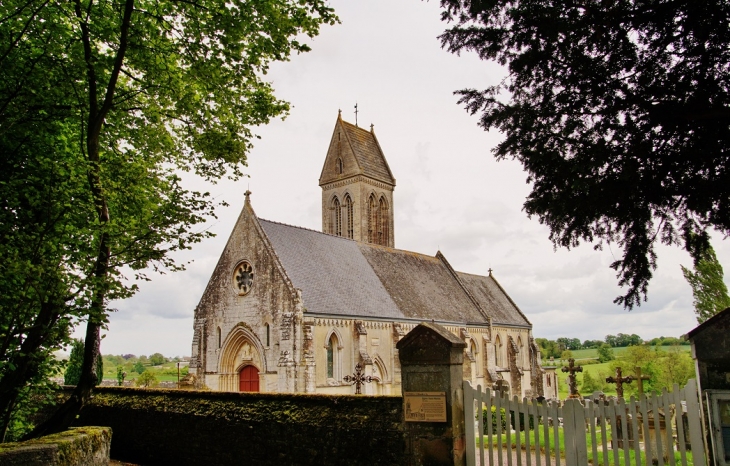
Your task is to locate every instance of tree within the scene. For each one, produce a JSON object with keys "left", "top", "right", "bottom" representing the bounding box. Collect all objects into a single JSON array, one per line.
[
  {"left": 116, "top": 367, "right": 126, "bottom": 386},
  {"left": 439, "top": 0, "right": 730, "bottom": 309},
  {"left": 560, "top": 350, "right": 573, "bottom": 362},
  {"left": 597, "top": 344, "right": 615, "bottom": 363},
  {"left": 135, "top": 371, "right": 158, "bottom": 388},
  {"left": 0, "top": 0, "right": 336, "bottom": 440},
  {"left": 149, "top": 353, "right": 166, "bottom": 366},
  {"left": 581, "top": 371, "right": 601, "bottom": 394},
  {"left": 63, "top": 340, "right": 85, "bottom": 387},
  {"left": 133, "top": 362, "right": 145, "bottom": 375},
  {"left": 681, "top": 243, "right": 730, "bottom": 323},
  {"left": 654, "top": 348, "right": 694, "bottom": 390},
  {"left": 64, "top": 340, "right": 103, "bottom": 386}
]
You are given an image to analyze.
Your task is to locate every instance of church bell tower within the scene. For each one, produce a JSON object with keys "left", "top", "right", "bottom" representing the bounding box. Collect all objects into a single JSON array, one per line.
[{"left": 319, "top": 112, "right": 395, "bottom": 248}]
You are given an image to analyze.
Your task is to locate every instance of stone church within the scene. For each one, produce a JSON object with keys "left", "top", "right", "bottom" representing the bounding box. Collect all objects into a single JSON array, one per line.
[{"left": 188, "top": 112, "right": 550, "bottom": 398}]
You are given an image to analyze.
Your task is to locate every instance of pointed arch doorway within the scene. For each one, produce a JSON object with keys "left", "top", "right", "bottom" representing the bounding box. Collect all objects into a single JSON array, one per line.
[{"left": 239, "top": 365, "right": 260, "bottom": 392}]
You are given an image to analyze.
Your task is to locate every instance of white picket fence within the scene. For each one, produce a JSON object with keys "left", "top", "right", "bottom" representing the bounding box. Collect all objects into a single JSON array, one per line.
[{"left": 464, "top": 379, "right": 707, "bottom": 466}]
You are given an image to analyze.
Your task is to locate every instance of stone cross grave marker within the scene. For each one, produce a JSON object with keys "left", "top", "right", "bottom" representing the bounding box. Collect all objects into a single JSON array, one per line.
[
  {"left": 634, "top": 366, "right": 651, "bottom": 396},
  {"left": 561, "top": 358, "right": 583, "bottom": 398},
  {"left": 606, "top": 366, "right": 634, "bottom": 399}
]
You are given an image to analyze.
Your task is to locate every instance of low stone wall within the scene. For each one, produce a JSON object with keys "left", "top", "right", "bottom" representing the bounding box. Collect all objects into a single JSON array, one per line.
[
  {"left": 75, "top": 387, "right": 405, "bottom": 465},
  {"left": 0, "top": 426, "right": 111, "bottom": 466}
]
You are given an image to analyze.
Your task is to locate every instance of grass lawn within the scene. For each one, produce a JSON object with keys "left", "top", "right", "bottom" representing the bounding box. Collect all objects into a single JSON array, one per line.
[{"left": 476, "top": 423, "right": 696, "bottom": 465}]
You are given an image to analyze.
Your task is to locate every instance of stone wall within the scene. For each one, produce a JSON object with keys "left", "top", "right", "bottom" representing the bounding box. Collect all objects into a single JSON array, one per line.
[
  {"left": 74, "top": 387, "right": 405, "bottom": 466},
  {"left": 0, "top": 427, "right": 111, "bottom": 466}
]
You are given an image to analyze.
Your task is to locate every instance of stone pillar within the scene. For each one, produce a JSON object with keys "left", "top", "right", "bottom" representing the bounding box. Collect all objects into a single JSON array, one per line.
[
  {"left": 301, "top": 318, "right": 316, "bottom": 393},
  {"left": 397, "top": 322, "right": 467, "bottom": 466}
]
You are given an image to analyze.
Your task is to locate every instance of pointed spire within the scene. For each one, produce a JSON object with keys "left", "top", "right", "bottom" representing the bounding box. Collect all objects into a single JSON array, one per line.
[
  {"left": 244, "top": 190, "right": 252, "bottom": 204},
  {"left": 338, "top": 108, "right": 342, "bottom": 119}
]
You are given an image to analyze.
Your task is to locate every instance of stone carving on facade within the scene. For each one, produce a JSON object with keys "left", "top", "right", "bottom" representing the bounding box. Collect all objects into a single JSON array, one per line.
[
  {"left": 240, "top": 342, "right": 253, "bottom": 361},
  {"left": 280, "top": 312, "right": 294, "bottom": 340}
]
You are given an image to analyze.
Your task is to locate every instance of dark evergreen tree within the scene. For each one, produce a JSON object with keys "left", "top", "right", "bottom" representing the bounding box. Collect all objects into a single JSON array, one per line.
[{"left": 439, "top": 0, "right": 730, "bottom": 308}]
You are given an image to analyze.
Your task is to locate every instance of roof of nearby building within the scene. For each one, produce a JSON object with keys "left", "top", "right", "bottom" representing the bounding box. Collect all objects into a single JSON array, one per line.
[
  {"left": 259, "top": 218, "right": 530, "bottom": 327},
  {"left": 457, "top": 272, "right": 530, "bottom": 326},
  {"left": 340, "top": 119, "right": 395, "bottom": 185}
]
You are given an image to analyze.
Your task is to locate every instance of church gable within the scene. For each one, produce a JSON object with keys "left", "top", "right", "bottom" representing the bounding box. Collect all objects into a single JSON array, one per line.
[{"left": 194, "top": 197, "right": 297, "bottom": 320}]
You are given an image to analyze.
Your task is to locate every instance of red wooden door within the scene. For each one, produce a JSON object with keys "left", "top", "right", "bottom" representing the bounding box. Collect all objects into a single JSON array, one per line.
[{"left": 239, "top": 365, "right": 259, "bottom": 392}]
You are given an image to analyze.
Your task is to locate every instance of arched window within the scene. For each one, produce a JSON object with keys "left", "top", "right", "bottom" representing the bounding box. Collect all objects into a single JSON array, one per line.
[
  {"left": 517, "top": 336, "right": 525, "bottom": 368},
  {"left": 217, "top": 327, "right": 222, "bottom": 349},
  {"left": 494, "top": 335, "right": 502, "bottom": 367},
  {"left": 344, "top": 194, "right": 354, "bottom": 239},
  {"left": 331, "top": 196, "right": 342, "bottom": 236},
  {"left": 367, "top": 194, "right": 377, "bottom": 243},
  {"left": 378, "top": 196, "right": 388, "bottom": 246},
  {"left": 336, "top": 157, "right": 343, "bottom": 174},
  {"left": 265, "top": 323, "right": 270, "bottom": 347},
  {"left": 326, "top": 333, "right": 340, "bottom": 379}
]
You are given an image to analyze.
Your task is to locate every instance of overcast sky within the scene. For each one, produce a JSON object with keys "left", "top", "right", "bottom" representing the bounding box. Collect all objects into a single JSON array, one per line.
[{"left": 82, "top": 0, "right": 730, "bottom": 357}]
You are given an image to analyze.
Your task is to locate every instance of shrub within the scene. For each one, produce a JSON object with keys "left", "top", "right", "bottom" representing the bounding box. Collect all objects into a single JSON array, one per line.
[
  {"left": 481, "top": 405, "right": 535, "bottom": 433},
  {"left": 135, "top": 371, "right": 158, "bottom": 388}
]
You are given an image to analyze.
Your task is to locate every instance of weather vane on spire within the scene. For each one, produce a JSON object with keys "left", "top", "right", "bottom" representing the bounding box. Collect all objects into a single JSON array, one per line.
[{"left": 354, "top": 103, "right": 358, "bottom": 126}]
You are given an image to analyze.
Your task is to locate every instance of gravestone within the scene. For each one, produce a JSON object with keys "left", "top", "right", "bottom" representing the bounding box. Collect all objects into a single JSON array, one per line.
[{"left": 397, "top": 322, "right": 467, "bottom": 466}]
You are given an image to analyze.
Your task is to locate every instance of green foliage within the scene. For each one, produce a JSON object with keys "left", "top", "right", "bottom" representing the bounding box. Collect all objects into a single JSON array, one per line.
[
  {"left": 681, "top": 243, "right": 730, "bottom": 323},
  {"left": 535, "top": 338, "right": 562, "bottom": 359},
  {"left": 482, "top": 405, "right": 534, "bottom": 433},
  {"left": 0, "top": 0, "right": 337, "bottom": 437},
  {"left": 654, "top": 348, "right": 695, "bottom": 390},
  {"left": 116, "top": 367, "right": 125, "bottom": 386},
  {"left": 149, "top": 353, "right": 166, "bottom": 366},
  {"left": 607, "top": 344, "right": 694, "bottom": 396},
  {"left": 604, "top": 334, "right": 643, "bottom": 348},
  {"left": 64, "top": 340, "right": 85, "bottom": 387},
  {"left": 135, "top": 372, "right": 158, "bottom": 388},
  {"left": 581, "top": 371, "right": 600, "bottom": 394},
  {"left": 646, "top": 336, "right": 690, "bottom": 346},
  {"left": 64, "top": 340, "right": 102, "bottom": 386},
  {"left": 133, "top": 362, "right": 145, "bottom": 375},
  {"left": 439, "top": 0, "right": 730, "bottom": 309},
  {"left": 560, "top": 350, "right": 573, "bottom": 361},
  {"left": 597, "top": 344, "right": 615, "bottom": 363}
]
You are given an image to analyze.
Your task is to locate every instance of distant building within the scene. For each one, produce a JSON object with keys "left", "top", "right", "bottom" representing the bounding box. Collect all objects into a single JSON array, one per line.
[{"left": 189, "top": 113, "right": 547, "bottom": 398}]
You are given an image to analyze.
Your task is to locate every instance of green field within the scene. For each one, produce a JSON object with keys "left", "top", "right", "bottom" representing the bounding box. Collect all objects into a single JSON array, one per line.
[
  {"left": 542, "top": 345, "right": 689, "bottom": 366},
  {"left": 542, "top": 345, "right": 691, "bottom": 399}
]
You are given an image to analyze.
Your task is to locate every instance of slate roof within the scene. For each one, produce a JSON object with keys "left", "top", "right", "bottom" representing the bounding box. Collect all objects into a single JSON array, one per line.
[
  {"left": 457, "top": 272, "right": 531, "bottom": 326},
  {"left": 259, "top": 219, "right": 401, "bottom": 319},
  {"left": 341, "top": 120, "right": 395, "bottom": 185},
  {"left": 259, "top": 218, "right": 529, "bottom": 327},
  {"left": 358, "top": 244, "right": 487, "bottom": 323}
]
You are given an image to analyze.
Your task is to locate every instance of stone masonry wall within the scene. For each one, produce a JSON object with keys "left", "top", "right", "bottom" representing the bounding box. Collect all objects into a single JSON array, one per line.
[{"left": 74, "top": 387, "right": 405, "bottom": 466}]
